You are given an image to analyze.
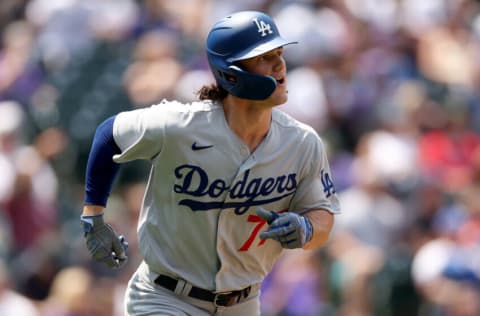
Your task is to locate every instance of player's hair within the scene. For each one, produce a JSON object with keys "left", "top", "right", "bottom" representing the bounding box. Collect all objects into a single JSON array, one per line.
[{"left": 196, "top": 83, "right": 228, "bottom": 101}]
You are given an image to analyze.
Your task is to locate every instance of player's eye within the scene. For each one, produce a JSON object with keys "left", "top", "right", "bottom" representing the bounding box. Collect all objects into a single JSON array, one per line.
[{"left": 259, "top": 53, "right": 274, "bottom": 62}]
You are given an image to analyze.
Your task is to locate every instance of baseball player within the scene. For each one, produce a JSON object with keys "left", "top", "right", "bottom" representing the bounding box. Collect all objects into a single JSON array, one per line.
[{"left": 81, "top": 10, "right": 340, "bottom": 316}]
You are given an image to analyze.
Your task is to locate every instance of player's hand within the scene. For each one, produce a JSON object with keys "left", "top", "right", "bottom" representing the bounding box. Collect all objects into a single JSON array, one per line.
[
  {"left": 256, "top": 207, "right": 313, "bottom": 249},
  {"left": 80, "top": 214, "right": 128, "bottom": 268}
]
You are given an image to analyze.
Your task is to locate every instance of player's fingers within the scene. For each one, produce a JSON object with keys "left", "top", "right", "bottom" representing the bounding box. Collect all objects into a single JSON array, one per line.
[
  {"left": 259, "top": 225, "right": 293, "bottom": 240},
  {"left": 119, "top": 235, "right": 129, "bottom": 252},
  {"left": 267, "top": 216, "right": 291, "bottom": 229},
  {"left": 102, "top": 254, "right": 121, "bottom": 268},
  {"left": 259, "top": 229, "right": 282, "bottom": 240},
  {"left": 259, "top": 230, "right": 273, "bottom": 240},
  {"left": 88, "top": 241, "right": 121, "bottom": 268},
  {"left": 280, "top": 238, "right": 300, "bottom": 249},
  {"left": 256, "top": 207, "right": 279, "bottom": 224},
  {"left": 112, "top": 235, "right": 127, "bottom": 261},
  {"left": 115, "top": 254, "right": 128, "bottom": 267},
  {"left": 116, "top": 236, "right": 129, "bottom": 267}
]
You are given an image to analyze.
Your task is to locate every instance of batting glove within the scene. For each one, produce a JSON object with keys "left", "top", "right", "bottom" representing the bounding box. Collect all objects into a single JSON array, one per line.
[
  {"left": 256, "top": 208, "right": 313, "bottom": 249},
  {"left": 81, "top": 214, "right": 128, "bottom": 268}
]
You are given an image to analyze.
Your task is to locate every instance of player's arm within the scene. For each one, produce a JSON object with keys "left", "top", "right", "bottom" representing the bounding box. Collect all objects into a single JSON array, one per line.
[
  {"left": 81, "top": 116, "right": 128, "bottom": 268},
  {"left": 83, "top": 204, "right": 105, "bottom": 216},
  {"left": 303, "top": 209, "right": 334, "bottom": 250},
  {"left": 258, "top": 135, "right": 339, "bottom": 250},
  {"left": 83, "top": 116, "right": 121, "bottom": 210}
]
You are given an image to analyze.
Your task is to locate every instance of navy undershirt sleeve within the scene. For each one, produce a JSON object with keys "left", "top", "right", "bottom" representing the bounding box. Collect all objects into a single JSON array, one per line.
[{"left": 84, "top": 115, "right": 121, "bottom": 207}]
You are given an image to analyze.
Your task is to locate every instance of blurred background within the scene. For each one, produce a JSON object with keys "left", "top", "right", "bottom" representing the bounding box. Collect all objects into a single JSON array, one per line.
[{"left": 1, "top": 0, "right": 480, "bottom": 315}]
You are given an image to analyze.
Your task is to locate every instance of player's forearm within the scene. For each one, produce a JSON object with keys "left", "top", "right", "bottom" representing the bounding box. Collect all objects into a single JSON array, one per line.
[
  {"left": 303, "top": 209, "right": 334, "bottom": 250},
  {"left": 82, "top": 204, "right": 105, "bottom": 216}
]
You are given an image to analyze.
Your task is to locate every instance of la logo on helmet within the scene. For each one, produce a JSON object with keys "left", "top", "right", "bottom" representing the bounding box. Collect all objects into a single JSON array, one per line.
[{"left": 253, "top": 18, "right": 273, "bottom": 37}]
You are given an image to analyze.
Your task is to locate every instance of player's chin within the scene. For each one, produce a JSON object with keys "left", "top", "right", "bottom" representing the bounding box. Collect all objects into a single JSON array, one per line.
[
  {"left": 268, "top": 85, "right": 288, "bottom": 106},
  {"left": 269, "top": 90, "right": 288, "bottom": 106}
]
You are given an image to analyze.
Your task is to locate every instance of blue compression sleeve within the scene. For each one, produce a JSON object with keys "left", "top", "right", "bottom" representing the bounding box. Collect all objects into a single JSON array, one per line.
[{"left": 84, "top": 116, "right": 121, "bottom": 206}]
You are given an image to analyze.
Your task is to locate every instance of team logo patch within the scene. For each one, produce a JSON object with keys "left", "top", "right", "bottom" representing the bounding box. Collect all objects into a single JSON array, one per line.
[
  {"left": 253, "top": 18, "right": 273, "bottom": 37},
  {"left": 321, "top": 169, "right": 336, "bottom": 198}
]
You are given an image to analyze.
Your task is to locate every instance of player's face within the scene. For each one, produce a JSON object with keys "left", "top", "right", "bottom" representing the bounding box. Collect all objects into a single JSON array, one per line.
[{"left": 238, "top": 47, "right": 288, "bottom": 105}]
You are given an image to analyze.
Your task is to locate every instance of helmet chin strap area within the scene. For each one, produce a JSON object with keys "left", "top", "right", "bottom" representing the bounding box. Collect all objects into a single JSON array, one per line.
[{"left": 226, "top": 65, "right": 277, "bottom": 100}]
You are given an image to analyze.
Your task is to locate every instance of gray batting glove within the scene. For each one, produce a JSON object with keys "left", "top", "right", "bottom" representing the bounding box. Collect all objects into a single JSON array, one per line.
[
  {"left": 256, "top": 207, "right": 313, "bottom": 249},
  {"left": 80, "top": 214, "right": 128, "bottom": 268}
]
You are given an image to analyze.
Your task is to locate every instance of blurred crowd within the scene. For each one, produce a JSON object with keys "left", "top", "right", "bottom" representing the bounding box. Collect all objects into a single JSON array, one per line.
[{"left": 1, "top": 0, "right": 480, "bottom": 315}]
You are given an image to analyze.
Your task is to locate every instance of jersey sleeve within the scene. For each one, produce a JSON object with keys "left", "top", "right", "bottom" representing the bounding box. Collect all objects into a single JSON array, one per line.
[
  {"left": 291, "top": 135, "right": 341, "bottom": 215},
  {"left": 112, "top": 105, "right": 166, "bottom": 163}
]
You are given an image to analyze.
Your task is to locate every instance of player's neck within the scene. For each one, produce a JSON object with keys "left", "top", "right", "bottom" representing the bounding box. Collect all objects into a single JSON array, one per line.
[{"left": 222, "top": 97, "right": 272, "bottom": 152}]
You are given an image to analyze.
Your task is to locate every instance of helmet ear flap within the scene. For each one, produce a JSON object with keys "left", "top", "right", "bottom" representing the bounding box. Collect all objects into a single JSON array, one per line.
[{"left": 227, "top": 65, "right": 277, "bottom": 100}]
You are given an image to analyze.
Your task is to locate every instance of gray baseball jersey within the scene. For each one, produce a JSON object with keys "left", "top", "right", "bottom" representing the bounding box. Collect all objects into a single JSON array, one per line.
[{"left": 112, "top": 99, "right": 340, "bottom": 292}]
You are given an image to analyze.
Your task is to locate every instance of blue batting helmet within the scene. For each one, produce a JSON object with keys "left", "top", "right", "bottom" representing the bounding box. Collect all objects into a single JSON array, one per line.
[{"left": 206, "top": 11, "right": 297, "bottom": 100}]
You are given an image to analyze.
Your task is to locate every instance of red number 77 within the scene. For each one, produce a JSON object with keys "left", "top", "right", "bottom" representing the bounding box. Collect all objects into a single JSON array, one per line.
[{"left": 238, "top": 209, "right": 286, "bottom": 252}]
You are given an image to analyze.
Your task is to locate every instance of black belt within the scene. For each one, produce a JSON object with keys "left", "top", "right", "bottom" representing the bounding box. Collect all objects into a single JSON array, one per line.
[{"left": 154, "top": 274, "right": 252, "bottom": 307}]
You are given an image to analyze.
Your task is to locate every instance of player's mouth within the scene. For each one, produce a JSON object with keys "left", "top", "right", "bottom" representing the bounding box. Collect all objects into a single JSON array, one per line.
[{"left": 275, "top": 77, "right": 285, "bottom": 85}]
